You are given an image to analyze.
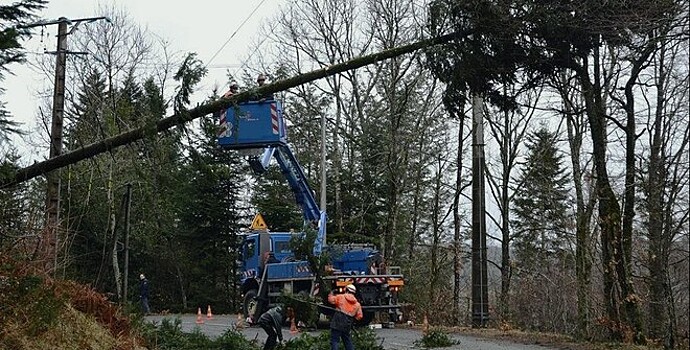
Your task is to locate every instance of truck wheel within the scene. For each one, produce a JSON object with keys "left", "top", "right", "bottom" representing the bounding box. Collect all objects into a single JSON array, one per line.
[
  {"left": 355, "top": 311, "right": 375, "bottom": 327},
  {"left": 243, "top": 289, "right": 258, "bottom": 322}
]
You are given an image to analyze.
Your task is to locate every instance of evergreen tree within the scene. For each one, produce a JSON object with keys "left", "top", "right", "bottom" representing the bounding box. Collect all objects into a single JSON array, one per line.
[
  {"left": 0, "top": 0, "right": 46, "bottom": 143},
  {"left": 511, "top": 127, "right": 571, "bottom": 269},
  {"left": 66, "top": 69, "right": 108, "bottom": 147},
  {"left": 252, "top": 166, "right": 304, "bottom": 232},
  {"left": 177, "top": 109, "right": 250, "bottom": 312}
]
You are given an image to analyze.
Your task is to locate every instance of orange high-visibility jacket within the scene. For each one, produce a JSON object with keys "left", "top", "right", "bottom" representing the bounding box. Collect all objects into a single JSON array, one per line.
[{"left": 328, "top": 292, "right": 363, "bottom": 320}]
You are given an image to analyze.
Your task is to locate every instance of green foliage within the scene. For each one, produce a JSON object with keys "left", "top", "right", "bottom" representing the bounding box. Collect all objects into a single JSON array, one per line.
[
  {"left": 425, "top": 0, "right": 679, "bottom": 109},
  {"left": 414, "top": 328, "right": 459, "bottom": 348},
  {"left": 252, "top": 166, "right": 304, "bottom": 231},
  {"left": 279, "top": 329, "right": 384, "bottom": 350},
  {"left": 214, "top": 329, "right": 261, "bottom": 349},
  {"left": 1, "top": 274, "right": 63, "bottom": 335},
  {"left": 174, "top": 52, "right": 208, "bottom": 113},
  {"left": 0, "top": 151, "right": 33, "bottom": 244},
  {"left": 175, "top": 110, "right": 249, "bottom": 313},
  {"left": 0, "top": 0, "right": 46, "bottom": 140},
  {"left": 142, "top": 318, "right": 261, "bottom": 350},
  {"left": 0, "top": 0, "right": 46, "bottom": 73},
  {"left": 511, "top": 127, "right": 571, "bottom": 268},
  {"left": 278, "top": 292, "right": 320, "bottom": 328}
]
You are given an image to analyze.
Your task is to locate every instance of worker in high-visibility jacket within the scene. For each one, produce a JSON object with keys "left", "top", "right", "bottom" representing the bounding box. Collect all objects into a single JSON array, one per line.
[{"left": 328, "top": 284, "right": 363, "bottom": 350}]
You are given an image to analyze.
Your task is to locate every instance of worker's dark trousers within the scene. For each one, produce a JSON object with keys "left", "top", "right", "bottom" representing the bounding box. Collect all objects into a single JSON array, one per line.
[
  {"left": 260, "top": 322, "right": 278, "bottom": 350},
  {"left": 330, "top": 328, "right": 354, "bottom": 350}
]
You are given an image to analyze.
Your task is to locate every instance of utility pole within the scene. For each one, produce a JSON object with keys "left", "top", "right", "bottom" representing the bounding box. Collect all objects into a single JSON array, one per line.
[
  {"left": 19, "top": 16, "right": 110, "bottom": 274},
  {"left": 471, "top": 94, "right": 489, "bottom": 327},
  {"left": 123, "top": 183, "right": 132, "bottom": 304},
  {"left": 320, "top": 109, "right": 327, "bottom": 245},
  {"left": 43, "top": 17, "right": 68, "bottom": 273}
]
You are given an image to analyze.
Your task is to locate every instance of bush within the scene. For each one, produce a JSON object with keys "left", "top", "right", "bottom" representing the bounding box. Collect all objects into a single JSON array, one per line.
[
  {"left": 414, "top": 328, "right": 459, "bottom": 348},
  {"left": 278, "top": 328, "right": 384, "bottom": 350},
  {"left": 141, "top": 318, "right": 260, "bottom": 350}
]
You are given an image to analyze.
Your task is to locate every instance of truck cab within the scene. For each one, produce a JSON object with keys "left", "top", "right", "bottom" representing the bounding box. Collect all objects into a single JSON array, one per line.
[{"left": 239, "top": 230, "right": 299, "bottom": 290}]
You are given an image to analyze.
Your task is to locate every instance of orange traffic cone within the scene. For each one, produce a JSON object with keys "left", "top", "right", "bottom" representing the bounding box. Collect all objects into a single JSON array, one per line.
[
  {"left": 206, "top": 305, "right": 214, "bottom": 319},
  {"left": 289, "top": 317, "right": 299, "bottom": 334},
  {"left": 422, "top": 313, "right": 429, "bottom": 335},
  {"left": 195, "top": 307, "right": 204, "bottom": 324}
]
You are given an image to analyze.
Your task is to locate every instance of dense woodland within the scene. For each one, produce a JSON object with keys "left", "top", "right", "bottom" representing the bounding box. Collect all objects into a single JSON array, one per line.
[{"left": 1, "top": 0, "right": 688, "bottom": 348}]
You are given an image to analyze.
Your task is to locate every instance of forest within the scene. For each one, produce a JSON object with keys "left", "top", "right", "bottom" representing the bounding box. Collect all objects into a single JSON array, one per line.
[{"left": 1, "top": 0, "right": 688, "bottom": 348}]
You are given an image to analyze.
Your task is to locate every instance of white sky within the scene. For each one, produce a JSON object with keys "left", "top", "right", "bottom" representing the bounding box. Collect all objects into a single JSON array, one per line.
[{"left": 4, "top": 0, "right": 285, "bottom": 163}]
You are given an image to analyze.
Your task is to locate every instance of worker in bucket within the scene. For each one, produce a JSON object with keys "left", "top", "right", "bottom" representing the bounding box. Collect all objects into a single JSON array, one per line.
[
  {"left": 223, "top": 81, "right": 239, "bottom": 98},
  {"left": 256, "top": 73, "right": 274, "bottom": 100},
  {"left": 328, "top": 284, "right": 363, "bottom": 350},
  {"left": 257, "top": 305, "right": 285, "bottom": 350}
]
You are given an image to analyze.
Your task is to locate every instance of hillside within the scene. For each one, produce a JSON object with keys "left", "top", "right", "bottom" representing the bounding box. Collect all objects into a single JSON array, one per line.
[{"left": 0, "top": 259, "right": 144, "bottom": 350}]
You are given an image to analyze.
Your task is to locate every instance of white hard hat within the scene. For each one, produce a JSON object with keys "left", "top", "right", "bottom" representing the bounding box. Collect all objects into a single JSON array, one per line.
[{"left": 346, "top": 284, "right": 356, "bottom": 293}]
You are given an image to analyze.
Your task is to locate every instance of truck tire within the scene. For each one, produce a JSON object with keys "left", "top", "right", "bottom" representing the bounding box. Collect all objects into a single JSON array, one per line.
[{"left": 243, "top": 289, "right": 258, "bottom": 322}]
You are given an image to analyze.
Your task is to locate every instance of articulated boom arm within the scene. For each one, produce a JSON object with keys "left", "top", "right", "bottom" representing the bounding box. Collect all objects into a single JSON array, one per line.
[
  {"left": 216, "top": 99, "right": 326, "bottom": 256},
  {"left": 249, "top": 145, "right": 327, "bottom": 256}
]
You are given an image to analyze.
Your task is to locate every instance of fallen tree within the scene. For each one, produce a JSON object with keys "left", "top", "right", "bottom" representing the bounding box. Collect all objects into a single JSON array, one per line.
[{"left": 1, "top": 31, "right": 470, "bottom": 189}]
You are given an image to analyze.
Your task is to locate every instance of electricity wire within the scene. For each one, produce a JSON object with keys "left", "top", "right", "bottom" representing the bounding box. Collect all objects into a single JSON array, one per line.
[{"left": 205, "top": 0, "right": 270, "bottom": 68}]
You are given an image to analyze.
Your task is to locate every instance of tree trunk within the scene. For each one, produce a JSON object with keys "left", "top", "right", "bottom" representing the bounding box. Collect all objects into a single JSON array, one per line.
[
  {"left": 111, "top": 209, "right": 121, "bottom": 300},
  {"left": 452, "top": 107, "right": 466, "bottom": 326},
  {"left": 562, "top": 75, "right": 594, "bottom": 339},
  {"left": 646, "top": 41, "right": 668, "bottom": 343},
  {"left": 498, "top": 106, "right": 511, "bottom": 317},
  {"left": 578, "top": 49, "right": 644, "bottom": 343},
  {"left": 2, "top": 31, "right": 471, "bottom": 188}
]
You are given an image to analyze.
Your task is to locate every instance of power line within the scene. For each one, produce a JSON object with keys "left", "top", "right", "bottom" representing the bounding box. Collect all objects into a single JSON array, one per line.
[{"left": 205, "top": 0, "right": 270, "bottom": 68}]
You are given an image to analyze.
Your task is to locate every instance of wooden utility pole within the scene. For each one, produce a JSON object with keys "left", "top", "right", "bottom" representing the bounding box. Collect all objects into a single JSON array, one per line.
[
  {"left": 123, "top": 183, "right": 132, "bottom": 303},
  {"left": 43, "top": 17, "right": 69, "bottom": 273},
  {"left": 18, "top": 16, "right": 110, "bottom": 273},
  {"left": 471, "top": 94, "right": 489, "bottom": 327},
  {"left": 320, "top": 106, "right": 327, "bottom": 245}
]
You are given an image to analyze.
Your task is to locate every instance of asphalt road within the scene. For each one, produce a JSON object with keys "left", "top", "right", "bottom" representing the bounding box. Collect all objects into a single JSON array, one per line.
[{"left": 146, "top": 314, "right": 558, "bottom": 350}]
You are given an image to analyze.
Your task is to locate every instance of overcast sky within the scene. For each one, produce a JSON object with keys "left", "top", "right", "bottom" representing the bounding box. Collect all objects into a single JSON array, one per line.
[{"left": 4, "top": 0, "right": 285, "bottom": 161}]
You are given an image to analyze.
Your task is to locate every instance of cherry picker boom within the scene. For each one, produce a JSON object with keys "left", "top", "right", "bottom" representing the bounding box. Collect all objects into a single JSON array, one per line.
[{"left": 218, "top": 99, "right": 404, "bottom": 326}]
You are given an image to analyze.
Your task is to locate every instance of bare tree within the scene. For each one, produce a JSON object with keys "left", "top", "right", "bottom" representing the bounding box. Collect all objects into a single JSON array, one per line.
[
  {"left": 640, "top": 19, "right": 689, "bottom": 346},
  {"left": 484, "top": 82, "right": 539, "bottom": 317},
  {"left": 270, "top": 0, "right": 447, "bottom": 264},
  {"left": 553, "top": 72, "right": 598, "bottom": 339}
]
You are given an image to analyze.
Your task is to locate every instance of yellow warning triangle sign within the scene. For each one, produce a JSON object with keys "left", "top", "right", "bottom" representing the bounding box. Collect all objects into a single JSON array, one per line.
[{"left": 250, "top": 213, "right": 268, "bottom": 231}]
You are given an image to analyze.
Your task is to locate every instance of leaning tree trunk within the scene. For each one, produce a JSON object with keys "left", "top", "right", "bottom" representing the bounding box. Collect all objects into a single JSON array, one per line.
[{"left": 2, "top": 31, "right": 472, "bottom": 189}]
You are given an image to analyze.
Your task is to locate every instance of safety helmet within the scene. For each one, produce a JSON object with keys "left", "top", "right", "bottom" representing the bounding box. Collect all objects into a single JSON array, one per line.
[
  {"left": 257, "top": 74, "right": 267, "bottom": 82},
  {"left": 346, "top": 284, "right": 356, "bottom": 293}
]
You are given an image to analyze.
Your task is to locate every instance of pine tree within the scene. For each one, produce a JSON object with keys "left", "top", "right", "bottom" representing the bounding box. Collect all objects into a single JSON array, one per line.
[
  {"left": 67, "top": 69, "right": 108, "bottom": 147},
  {"left": 177, "top": 111, "right": 249, "bottom": 312},
  {"left": 0, "top": 0, "right": 46, "bottom": 142},
  {"left": 511, "top": 127, "right": 571, "bottom": 269}
]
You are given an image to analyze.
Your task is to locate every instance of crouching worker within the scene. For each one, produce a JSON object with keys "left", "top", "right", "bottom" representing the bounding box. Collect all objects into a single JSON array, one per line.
[
  {"left": 328, "top": 284, "right": 363, "bottom": 350},
  {"left": 257, "top": 305, "right": 285, "bottom": 350}
]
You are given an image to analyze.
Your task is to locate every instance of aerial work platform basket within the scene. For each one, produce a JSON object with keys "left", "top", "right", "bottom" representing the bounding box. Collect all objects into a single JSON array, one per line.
[{"left": 217, "top": 100, "right": 287, "bottom": 149}]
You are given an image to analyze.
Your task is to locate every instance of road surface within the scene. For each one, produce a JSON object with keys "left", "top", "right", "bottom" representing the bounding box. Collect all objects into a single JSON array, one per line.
[{"left": 145, "top": 314, "right": 557, "bottom": 350}]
